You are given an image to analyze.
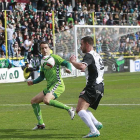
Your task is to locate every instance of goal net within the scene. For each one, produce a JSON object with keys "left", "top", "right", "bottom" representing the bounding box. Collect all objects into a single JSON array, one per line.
[{"left": 54, "top": 25, "right": 140, "bottom": 77}]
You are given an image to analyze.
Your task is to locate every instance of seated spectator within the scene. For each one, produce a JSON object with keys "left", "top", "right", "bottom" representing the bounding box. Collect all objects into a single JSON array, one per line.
[
  {"left": 77, "top": 2, "right": 82, "bottom": 13},
  {"left": 132, "top": 42, "right": 139, "bottom": 55},
  {"left": 118, "top": 42, "right": 125, "bottom": 54},
  {"left": 13, "top": 41, "right": 19, "bottom": 57},
  {"left": 87, "top": 13, "right": 93, "bottom": 25},
  {"left": 66, "top": 2, "right": 73, "bottom": 17},
  {"left": 125, "top": 42, "right": 133, "bottom": 55},
  {"left": 106, "top": 16, "right": 113, "bottom": 25},
  {"left": 17, "top": 47, "right": 22, "bottom": 57},
  {"left": 96, "top": 40, "right": 102, "bottom": 53},
  {"left": 67, "top": 13, "right": 74, "bottom": 25},
  {"left": 47, "top": 16, "right": 52, "bottom": 29},
  {"left": 103, "top": 12, "right": 109, "bottom": 25},
  {"left": 0, "top": 49, "right": 5, "bottom": 58},
  {"left": 73, "top": 13, "right": 80, "bottom": 23},
  {"left": 1, "top": 41, "right": 6, "bottom": 55},
  {"left": 79, "top": 16, "right": 85, "bottom": 25},
  {"left": 28, "top": 1, "right": 33, "bottom": 13}
]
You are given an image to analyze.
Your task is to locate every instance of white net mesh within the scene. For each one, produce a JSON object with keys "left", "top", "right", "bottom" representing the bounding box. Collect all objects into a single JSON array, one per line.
[
  {"left": 55, "top": 25, "right": 140, "bottom": 73},
  {"left": 54, "top": 27, "right": 75, "bottom": 61}
]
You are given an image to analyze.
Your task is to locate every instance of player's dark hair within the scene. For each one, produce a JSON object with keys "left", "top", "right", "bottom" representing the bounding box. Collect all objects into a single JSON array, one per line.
[
  {"left": 40, "top": 41, "right": 50, "bottom": 48},
  {"left": 81, "top": 36, "right": 94, "bottom": 46}
]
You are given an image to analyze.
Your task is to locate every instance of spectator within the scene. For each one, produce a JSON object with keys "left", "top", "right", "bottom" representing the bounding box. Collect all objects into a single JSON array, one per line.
[
  {"left": 103, "top": 13, "right": 109, "bottom": 25},
  {"left": 125, "top": 42, "right": 133, "bottom": 55},
  {"left": 106, "top": 16, "right": 113, "bottom": 25},
  {"left": 24, "top": 35, "right": 33, "bottom": 61},
  {"left": 132, "top": 42, "right": 139, "bottom": 55},
  {"left": 13, "top": 41, "right": 19, "bottom": 57},
  {"left": 118, "top": 42, "right": 125, "bottom": 54},
  {"left": 66, "top": 2, "right": 73, "bottom": 17},
  {"left": 0, "top": 23, "right": 14, "bottom": 57},
  {"left": 2, "top": 0, "right": 9, "bottom": 11},
  {"left": 1, "top": 41, "right": 6, "bottom": 55},
  {"left": 67, "top": 13, "right": 74, "bottom": 25},
  {"left": 0, "top": 0, "right": 3, "bottom": 12},
  {"left": 79, "top": 16, "right": 85, "bottom": 25},
  {"left": 87, "top": 13, "right": 93, "bottom": 25},
  {"left": 96, "top": 40, "right": 102, "bottom": 53}
]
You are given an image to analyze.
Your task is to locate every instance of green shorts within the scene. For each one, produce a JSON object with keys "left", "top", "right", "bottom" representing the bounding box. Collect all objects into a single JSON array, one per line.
[{"left": 43, "top": 80, "right": 65, "bottom": 99}]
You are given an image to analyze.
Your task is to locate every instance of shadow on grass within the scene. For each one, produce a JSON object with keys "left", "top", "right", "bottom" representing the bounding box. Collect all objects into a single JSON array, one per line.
[{"left": 0, "top": 129, "right": 80, "bottom": 139}]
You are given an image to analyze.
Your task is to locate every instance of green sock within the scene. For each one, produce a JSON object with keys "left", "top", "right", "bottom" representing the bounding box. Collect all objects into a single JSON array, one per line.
[
  {"left": 49, "top": 100, "right": 71, "bottom": 111},
  {"left": 32, "top": 103, "right": 44, "bottom": 125}
]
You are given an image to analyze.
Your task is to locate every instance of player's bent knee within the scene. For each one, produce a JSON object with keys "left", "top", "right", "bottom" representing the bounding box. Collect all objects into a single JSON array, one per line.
[
  {"left": 43, "top": 99, "right": 50, "bottom": 105},
  {"left": 31, "top": 98, "right": 35, "bottom": 104},
  {"left": 31, "top": 97, "right": 38, "bottom": 104}
]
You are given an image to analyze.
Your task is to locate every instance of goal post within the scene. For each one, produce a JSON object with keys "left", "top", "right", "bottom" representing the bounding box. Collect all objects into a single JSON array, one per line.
[{"left": 54, "top": 25, "right": 140, "bottom": 77}]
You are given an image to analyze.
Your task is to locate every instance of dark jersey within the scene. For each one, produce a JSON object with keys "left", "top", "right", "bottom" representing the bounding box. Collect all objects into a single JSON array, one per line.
[{"left": 82, "top": 50, "right": 104, "bottom": 86}]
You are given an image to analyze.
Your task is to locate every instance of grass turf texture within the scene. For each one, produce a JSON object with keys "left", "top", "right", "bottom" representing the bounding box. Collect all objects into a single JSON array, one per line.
[{"left": 0, "top": 72, "right": 140, "bottom": 140}]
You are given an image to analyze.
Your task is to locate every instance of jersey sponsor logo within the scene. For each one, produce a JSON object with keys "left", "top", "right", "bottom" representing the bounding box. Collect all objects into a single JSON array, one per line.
[
  {"left": 99, "top": 58, "right": 104, "bottom": 70},
  {"left": 96, "top": 90, "right": 103, "bottom": 97},
  {"left": 96, "top": 90, "right": 101, "bottom": 94}
]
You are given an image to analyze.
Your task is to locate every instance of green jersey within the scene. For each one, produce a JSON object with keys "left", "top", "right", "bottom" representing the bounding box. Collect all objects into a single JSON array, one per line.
[
  {"left": 41, "top": 54, "right": 64, "bottom": 87},
  {"left": 36, "top": 54, "right": 72, "bottom": 98},
  {"left": 33, "top": 54, "right": 71, "bottom": 98}
]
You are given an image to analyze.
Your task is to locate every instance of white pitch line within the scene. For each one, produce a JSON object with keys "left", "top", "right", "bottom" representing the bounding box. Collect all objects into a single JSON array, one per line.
[
  {"left": 0, "top": 104, "right": 140, "bottom": 106},
  {"left": 99, "top": 104, "right": 140, "bottom": 106},
  {"left": 1, "top": 77, "right": 140, "bottom": 86}
]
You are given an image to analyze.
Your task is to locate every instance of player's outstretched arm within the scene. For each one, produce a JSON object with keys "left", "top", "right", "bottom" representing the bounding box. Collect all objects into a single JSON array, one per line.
[
  {"left": 70, "top": 55, "right": 87, "bottom": 71},
  {"left": 61, "top": 60, "right": 72, "bottom": 74},
  {"left": 28, "top": 71, "right": 45, "bottom": 86}
]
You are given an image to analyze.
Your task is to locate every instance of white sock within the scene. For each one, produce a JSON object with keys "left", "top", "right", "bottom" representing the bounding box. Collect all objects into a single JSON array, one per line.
[
  {"left": 86, "top": 110, "right": 99, "bottom": 125},
  {"left": 78, "top": 110, "right": 97, "bottom": 132}
]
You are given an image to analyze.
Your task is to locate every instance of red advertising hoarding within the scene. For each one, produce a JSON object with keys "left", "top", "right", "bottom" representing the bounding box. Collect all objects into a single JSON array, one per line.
[{"left": 4, "top": 0, "right": 29, "bottom": 3}]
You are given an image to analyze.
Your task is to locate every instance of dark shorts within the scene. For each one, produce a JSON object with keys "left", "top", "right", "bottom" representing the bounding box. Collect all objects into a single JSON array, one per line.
[{"left": 79, "top": 83, "right": 104, "bottom": 110}]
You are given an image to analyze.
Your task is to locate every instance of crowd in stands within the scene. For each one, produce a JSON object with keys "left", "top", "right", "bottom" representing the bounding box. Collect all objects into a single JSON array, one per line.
[{"left": 0, "top": 0, "right": 140, "bottom": 61}]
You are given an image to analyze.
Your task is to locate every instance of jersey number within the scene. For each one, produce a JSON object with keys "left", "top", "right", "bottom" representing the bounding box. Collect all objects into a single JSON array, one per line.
[{"left": 99, "top": 58, "right": 104, "bottom": 70}]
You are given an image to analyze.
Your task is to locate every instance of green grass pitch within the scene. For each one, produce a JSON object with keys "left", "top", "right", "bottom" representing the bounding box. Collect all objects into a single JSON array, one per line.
[{"left": 0, "top": 72, "right": 140, "bottom": 140}]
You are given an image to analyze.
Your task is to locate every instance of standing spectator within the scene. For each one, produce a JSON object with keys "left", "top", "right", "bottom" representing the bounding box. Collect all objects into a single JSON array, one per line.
[
  {"left": 0, "top": 23, "right": 14, "bottom": 57},
  {"left": 24, "top": 35, "right": 33, "bottom": 61}
]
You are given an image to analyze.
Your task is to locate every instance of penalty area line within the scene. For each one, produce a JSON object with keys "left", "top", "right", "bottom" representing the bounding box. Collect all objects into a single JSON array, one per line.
[{"left": 0, "top": 104, "right": 140, "bottom": 106}]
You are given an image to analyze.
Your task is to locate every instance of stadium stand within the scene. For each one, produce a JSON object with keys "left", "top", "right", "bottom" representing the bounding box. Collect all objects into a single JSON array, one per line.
[{"left": 0, "top": 0, "right": 140, "bottom": 65}]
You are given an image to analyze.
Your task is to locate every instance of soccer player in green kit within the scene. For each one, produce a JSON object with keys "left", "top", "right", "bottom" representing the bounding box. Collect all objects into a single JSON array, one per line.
[{"left": 27, "top": 41, "right": 75, "bottom": 130}]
